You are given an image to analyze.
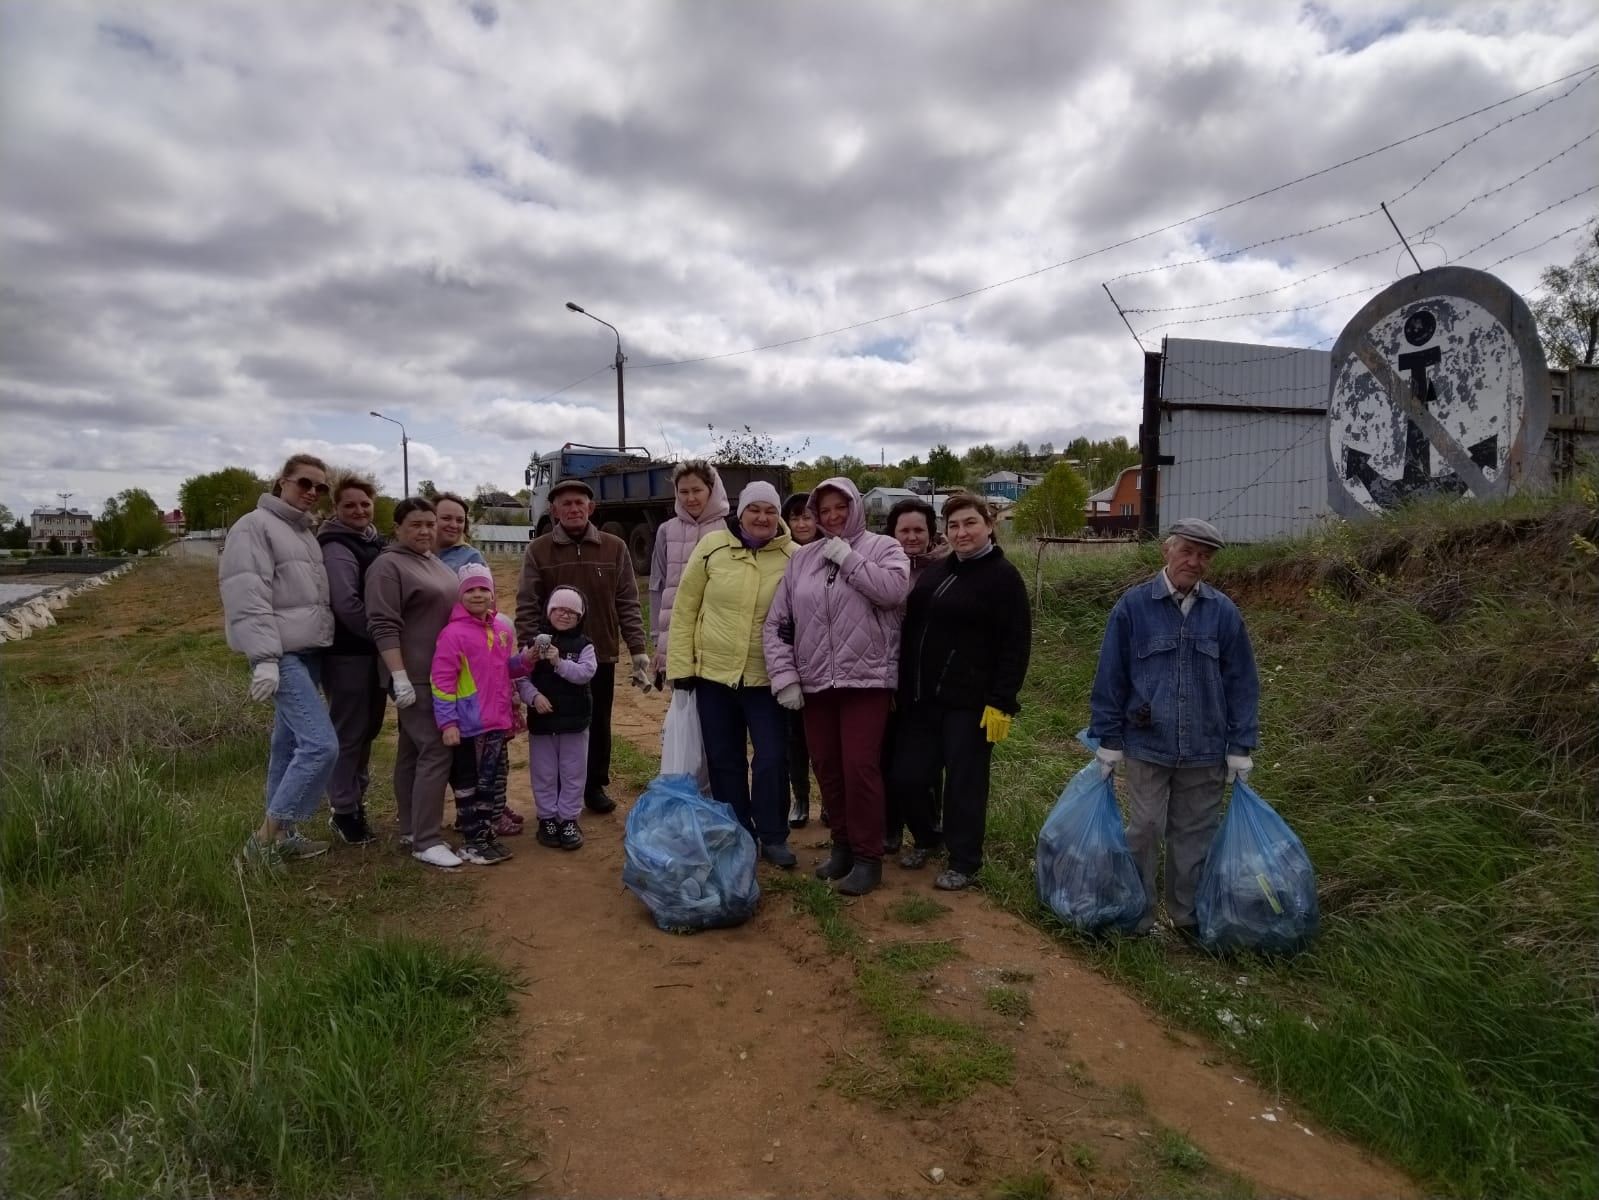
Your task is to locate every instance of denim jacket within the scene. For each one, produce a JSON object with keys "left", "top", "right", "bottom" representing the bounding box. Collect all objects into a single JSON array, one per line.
[{"left": 1088, "top": 574, "right": 1259, "bottom": 767}]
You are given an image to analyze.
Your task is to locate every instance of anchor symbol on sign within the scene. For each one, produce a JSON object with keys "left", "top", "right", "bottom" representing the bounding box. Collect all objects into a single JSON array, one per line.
[{"left": 1342, "top": 307, "right": 1498, "bottom": 509}]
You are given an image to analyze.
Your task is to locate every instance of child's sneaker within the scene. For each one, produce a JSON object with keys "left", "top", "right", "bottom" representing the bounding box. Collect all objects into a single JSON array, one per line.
[
  {"left": 558, "top": 819, "right": 584, "bottom": 851},
  {"left": 501, "top": 806, "right": 525, "bottom": 831},
  {"left": 536, "top": 818, "right": 563, "bottom": 849},
  {"left": 457, "top": 839, "right": 507, "bottom": 867},
  {"left": 481, "top": 838, "right": 513, "bottom": 864},
  {"left": 492, "top": 811, "right": 523, "bottom": 838}
]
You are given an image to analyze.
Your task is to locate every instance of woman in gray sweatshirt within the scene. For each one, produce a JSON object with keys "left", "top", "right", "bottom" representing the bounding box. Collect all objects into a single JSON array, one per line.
[{"left": 364, "top": 497, "right": 463, "bottom": 869}]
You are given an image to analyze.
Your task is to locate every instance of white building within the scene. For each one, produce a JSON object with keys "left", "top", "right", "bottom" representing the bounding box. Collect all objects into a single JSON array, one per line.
[{"left": 29, "top": 506, "right": 96, "bottom": 552}]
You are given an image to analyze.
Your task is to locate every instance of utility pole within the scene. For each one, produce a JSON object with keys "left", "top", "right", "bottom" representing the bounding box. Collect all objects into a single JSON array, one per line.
[{"left": 566, "top": 302, "right": 627, "bottom": 449}]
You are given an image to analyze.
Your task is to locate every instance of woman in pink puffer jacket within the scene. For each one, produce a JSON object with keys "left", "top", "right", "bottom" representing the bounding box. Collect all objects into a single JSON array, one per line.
[
  {"left": 649, "top": 461, "right": 730, "bottom": 681},
  {"left": 764, "top": 477, "right": 910, "bottom": 896}
]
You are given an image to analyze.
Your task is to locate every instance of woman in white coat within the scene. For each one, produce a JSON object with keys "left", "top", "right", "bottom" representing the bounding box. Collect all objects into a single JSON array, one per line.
[{"left": 220, "top": 453, "right": 339, "bottom": 868}]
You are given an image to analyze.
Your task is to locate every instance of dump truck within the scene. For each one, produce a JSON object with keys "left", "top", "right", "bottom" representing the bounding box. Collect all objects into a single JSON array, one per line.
[{"left": 525, "top": 445, "right": 793, "bottom": 573}]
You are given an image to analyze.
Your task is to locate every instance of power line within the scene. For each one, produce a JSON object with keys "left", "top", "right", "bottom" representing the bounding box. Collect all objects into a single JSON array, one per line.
[
  {"left": 629, "top": 62, "right": 1599, "bottom": 371},
  {"left": 529, "top": 362, "right": 611, "bottom": 404}
]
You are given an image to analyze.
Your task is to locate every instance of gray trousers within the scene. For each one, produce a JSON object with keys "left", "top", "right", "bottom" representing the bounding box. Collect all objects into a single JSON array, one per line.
[
  {"left": 323, "top": 654, "right": 388, "bottom": 815},
  {"left": 1124, "top": 758, "right": 1226, "bottom": 932},
  {"left": 394, "top": 701, "right": 452, "bottom": 851}
]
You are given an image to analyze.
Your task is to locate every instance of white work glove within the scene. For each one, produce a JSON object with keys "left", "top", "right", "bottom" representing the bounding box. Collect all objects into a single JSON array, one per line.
[
  {"left": 1096, "top": 746, "right": 1123, "bottom": 779},
  {"left": 248, "top": 661, "right": 279, "bottom": 703},
  {"left": 630, "top": 653, "right": 654, "bottom": 691},
  {"left": 775, "top": 683, "right": 805, "bottom": 711},
  {"left": 820, "top": 537, "right": 851, "bottom": 566},
  {"left": 1226, "top": 754, "right": 1253, "bottom": 783},
  {"left": 390, "top": 669, "right": 417, "bottom": 709}
]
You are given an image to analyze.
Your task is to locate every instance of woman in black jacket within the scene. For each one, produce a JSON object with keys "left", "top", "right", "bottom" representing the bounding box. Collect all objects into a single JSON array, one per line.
[{"left": 892, "top": 492, "right": 1031, "bottom": 891}]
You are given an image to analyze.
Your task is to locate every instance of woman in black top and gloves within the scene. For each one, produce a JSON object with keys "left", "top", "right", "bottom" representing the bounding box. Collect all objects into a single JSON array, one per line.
[{"left": 891, "top": 492, "right": 1031, "bottom": 891}]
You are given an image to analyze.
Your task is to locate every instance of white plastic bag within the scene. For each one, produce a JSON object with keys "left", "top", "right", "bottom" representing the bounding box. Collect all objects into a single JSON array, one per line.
[{"left": 661, "top": 689, "right": 706, "bottom": 781}]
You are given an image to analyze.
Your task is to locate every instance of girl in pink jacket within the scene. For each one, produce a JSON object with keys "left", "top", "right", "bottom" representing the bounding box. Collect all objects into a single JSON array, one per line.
[
  {"left": 431, "top": 563, "right": 532, "bottom": 866},
  {"left": 763, "top": 477, "right": 910, "bottom": 896}
]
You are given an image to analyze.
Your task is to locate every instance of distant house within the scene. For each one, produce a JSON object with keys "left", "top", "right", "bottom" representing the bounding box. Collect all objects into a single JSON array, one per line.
[
  {"left": 470, "top": 524, "right": 538, "bottom": 555},
  {"left": 1085, "top": 466, "right": 1147, "bottom": 536},
  {"left": 860, "top": 486, "right": 922, "bottom": 531},
  {"left": 904, "top": 475, "right": 934, "bottom": 496},
  {"left": 162, "top": 509, "right": 186, "bottom": 537},
  {"left": 29, "top": 506, "right": 96, "bottom": 552},
  {"left": 979, "top": 470, "right": 1043, "bottom": 502}
]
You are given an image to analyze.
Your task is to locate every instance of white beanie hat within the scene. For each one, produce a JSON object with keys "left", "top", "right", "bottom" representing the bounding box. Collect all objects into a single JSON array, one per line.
[
  {"left": 547, "top": 586, "right": 585, "bottom": 616},
  {"left": 737, "top": 481, "right": 781, "bottom": 516}
]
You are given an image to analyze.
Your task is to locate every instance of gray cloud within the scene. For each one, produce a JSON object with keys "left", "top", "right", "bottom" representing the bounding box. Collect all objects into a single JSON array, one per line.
[{"left": 2, "top": 0, "right": 1596, "bottom": 517}]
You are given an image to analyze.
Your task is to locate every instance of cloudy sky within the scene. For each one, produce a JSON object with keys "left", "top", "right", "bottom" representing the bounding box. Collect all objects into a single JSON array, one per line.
[{"left": 2, "top": 0, "right": 1596, "bottom": 517}]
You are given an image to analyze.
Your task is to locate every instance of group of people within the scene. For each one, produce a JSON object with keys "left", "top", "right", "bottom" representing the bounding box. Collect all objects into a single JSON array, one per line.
[
  {"left": 220, "top": 450, "right": 1259, "bottom": 933},
  {"left": 656, "top": 463, "right": 1033, "bottom": 896}
]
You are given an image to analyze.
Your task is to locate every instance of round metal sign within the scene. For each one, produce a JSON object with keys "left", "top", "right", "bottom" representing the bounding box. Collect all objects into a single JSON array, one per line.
[{"left": 1326, "top": 265, "right": 1550, "bottom": 518}]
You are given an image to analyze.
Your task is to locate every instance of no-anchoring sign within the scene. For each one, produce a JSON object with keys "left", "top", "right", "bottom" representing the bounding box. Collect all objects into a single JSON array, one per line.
[{"left": 1326, "top": 265, "right": 1550, "bottom": 518}]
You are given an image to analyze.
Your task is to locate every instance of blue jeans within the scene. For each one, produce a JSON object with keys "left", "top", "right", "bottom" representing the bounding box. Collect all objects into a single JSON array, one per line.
[
  {"left": 696, "top": 680, "right": 789, "bottom": 846},
  {"left": 263, "top": 652, "right": 339, "bottom": 824}
]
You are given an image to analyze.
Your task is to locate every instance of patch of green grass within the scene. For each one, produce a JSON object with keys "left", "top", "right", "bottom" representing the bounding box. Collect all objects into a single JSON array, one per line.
[
  {"left": 1154, "top": 1129, "right": 1209, "bottom": 1173},
  {"left": 1, "top": 563, "right": 524, "bottom": 1198},
  {"left": 886, "top": 893, "right": 950, "bottom": 925},
  {"left": 877, "top": 938, "right": 961, "bottom": 973},
  {"left": 990, "top": 1169, "right": 1054, "bottom": 1200},
  {"left": 609, "top": 735, "right": 661, "bottom": 792},
  {"left": 984, "top": 985, "right": 1032, "bottom": 1019},
  {"left": 770, "top": 875, "right": 863, "bottom": 955},
  {"left": 1067, "top": 1142, "right": 1098, "bottom": 1174},
  {"left": 986, "top": 495, "right": 1599, "bottom": 1200}
]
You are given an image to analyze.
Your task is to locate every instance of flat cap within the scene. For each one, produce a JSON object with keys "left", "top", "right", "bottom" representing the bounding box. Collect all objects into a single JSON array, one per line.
[
  {"left": 548, "top": 476, "right": 594, "bottom": 501},
  {"left": 1167, "top": 517, "right": 1225, "bottom": 549}
]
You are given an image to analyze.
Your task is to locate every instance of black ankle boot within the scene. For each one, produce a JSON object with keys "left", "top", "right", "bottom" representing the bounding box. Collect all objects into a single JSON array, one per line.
[
  {"left": 835, "top": 858, "right": 882, "bottom": 896},
  {"left": 814, "top": 842, "right": 853, "bottom": 881}
]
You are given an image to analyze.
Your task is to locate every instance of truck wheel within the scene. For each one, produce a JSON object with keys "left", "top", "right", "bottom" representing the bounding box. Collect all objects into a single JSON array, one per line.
[
  {"left": 600, "top": 521, "right": 627, "bottom": 543},
  {"left": 628, "top": 524, "right": 654, "bottom": 575}
]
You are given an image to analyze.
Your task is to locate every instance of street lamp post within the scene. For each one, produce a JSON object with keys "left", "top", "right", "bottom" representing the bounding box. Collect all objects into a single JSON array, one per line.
[
  {"left": 369, "top": 410, "right": 410, "bottom": 496},
  {"left": 565, "top": 301, "right": 627, "bottom": 450}
]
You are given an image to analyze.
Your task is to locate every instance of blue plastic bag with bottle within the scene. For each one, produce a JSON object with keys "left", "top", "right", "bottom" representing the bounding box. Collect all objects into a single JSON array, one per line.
[
  {"left": 1195, "top": 780, "right": 1319, "bottom": 955},
  {"left": 1034, "top": 731, "right": 1146, "bottom": 934},
  {"left": 622, "top": 773, "right": 760, "bottom": 932}
]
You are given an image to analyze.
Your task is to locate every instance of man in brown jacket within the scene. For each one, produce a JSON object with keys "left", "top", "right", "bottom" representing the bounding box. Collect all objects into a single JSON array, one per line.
[{"left": 516, "top": 477, "right": 650, "bottom": 813}]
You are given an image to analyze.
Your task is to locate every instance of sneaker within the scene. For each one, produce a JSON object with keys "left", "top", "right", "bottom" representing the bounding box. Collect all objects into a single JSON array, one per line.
[
  {"left": 240, "top": 834, "right": 285, "bottom": 872},
  {"left": 456, "top": 839, "right": 506, "bottom": 866},
  {"left": 787, "top": 798, "right": 809, "bottom": 829},
  {"left": 536, "top": 818, "right": 563, "bottom": 849},
  {"left": 899, "top": 846, "right": 932, "bottom": 870},
  {"left": 500, "top": 807, "right": 526, "bottom": 831},
  {"left": 558, "top": 819, "right": 584, "bottom": 850},
  {"left": 584, "top": 789, "right": 616, "bottom": 815},
  {"left": 277, "top": 828, "right": 330, "bottom": 861},
  {"left": 934, "top": 868, "right": 975, "bottom": 892},
  {"left": 399, "top": 834, "right": 414, "bottom": 849},
  {"left": 330, "top": 810, "right": 376, "bottom": 845},
  {"left": 760, "top": 842, "right": 798, "bottom": 869},
  {"left": 481, "top": 838, "right": 513, "bottom": 864},
  {"left": 412, "top": 843, "right": 463, "bottom": 869},
  {"left": 492, "top": 811, "right": 523, "bottom": 838}
]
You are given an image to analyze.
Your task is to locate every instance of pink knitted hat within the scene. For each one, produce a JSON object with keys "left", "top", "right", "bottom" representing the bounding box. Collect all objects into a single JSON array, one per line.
[
  {"left": 547, "top": 586, "right": 585, "bottom": 616},
  {"left": 457, "top": 562, "right": 495, "bottom": 595}
]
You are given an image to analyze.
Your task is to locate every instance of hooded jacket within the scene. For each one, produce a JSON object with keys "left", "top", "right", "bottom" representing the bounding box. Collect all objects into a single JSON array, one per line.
[
  {"left": 763, "top": 478, "right": 910, "bottom": 693},
  {"left": 649, "top": 468, "right": 731, "bottom": 672},
  {"left": 666, "top": 518, "right": 794, "bottom": 688},
  {"left": 431, "top": 605, "right": 530, "bottom": 736},
  {"left": 363, "top": 543, "right": 460, "bottom": 686},
  {"left": 317, "top": 517, "right": 385, "bottom": 655},
  {"left": 219, "top": 493, "right": 334, "bottom": 664},
  {"left": 905, "top": 540, "right": 952, "bottom": 588}
]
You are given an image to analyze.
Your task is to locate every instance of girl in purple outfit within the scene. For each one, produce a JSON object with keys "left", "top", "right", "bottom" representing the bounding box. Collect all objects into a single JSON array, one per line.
[{"left": 519, "top": 586, "right": 599, "bottom": 850}]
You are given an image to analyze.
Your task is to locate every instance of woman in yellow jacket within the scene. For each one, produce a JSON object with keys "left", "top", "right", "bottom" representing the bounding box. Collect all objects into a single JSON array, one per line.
[{"left": 666, "top": 482, "right": 797, "bottom": 867}]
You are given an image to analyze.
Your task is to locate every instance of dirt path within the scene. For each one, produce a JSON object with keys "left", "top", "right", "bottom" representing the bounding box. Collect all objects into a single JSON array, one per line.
[{"left": 464, "top": 684, "right": 1415, "bottom": 1199}]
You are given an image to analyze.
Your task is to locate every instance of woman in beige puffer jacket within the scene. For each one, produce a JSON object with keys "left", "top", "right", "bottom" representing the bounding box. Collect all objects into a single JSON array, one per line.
[{"left": 219, "top": 453, "right": 338, "bottom": 868}]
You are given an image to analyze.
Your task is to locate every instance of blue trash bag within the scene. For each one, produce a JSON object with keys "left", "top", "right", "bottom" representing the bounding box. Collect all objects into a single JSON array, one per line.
[
  {"left": 622, "top": 773, "right": 760, "bottom": 932},
  {"left": 1035, "top": 731, "right": 1146, "bottom": 934},
  {"left": 1195, "top": 780, "right": 1320, "bottom": 955}
]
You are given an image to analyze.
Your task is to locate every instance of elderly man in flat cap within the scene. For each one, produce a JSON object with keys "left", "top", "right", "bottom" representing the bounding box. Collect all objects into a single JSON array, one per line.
[{"left": 1088, "top": 517, "right": 1260, "bottom": 939}]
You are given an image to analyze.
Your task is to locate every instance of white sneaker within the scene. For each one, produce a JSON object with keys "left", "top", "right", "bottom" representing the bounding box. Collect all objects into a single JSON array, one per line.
[{"left": 412, "top": 843, "right": 462, "bottom": 869}]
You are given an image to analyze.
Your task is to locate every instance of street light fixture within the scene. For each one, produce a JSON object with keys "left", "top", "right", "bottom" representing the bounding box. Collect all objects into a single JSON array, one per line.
[
  {"left": 369, "top": 410, "right": 410, "bottom": 496},
  {"left": 565, "top": 301, "right": 627, "bottom": 450}
]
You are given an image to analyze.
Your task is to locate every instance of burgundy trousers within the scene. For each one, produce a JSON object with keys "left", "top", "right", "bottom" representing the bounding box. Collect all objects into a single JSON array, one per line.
[{"left": 802, "top": 687, "right": 892, "bottom": 860}]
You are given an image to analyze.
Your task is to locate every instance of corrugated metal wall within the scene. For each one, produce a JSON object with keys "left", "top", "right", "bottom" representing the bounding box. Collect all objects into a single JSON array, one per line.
[{"left": 1160, "top": 338, "right": 1331, "bottom": 544}]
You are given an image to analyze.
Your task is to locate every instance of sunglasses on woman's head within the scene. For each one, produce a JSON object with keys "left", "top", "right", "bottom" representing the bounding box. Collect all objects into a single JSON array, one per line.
[{"left": 291, "top": 477, "right": 330, "bottom": 496}]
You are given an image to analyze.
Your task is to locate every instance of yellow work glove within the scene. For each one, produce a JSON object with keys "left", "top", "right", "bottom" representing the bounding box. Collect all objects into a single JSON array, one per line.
[{"left": 979, "top": 706, "right": 1012, "bottom": 744}]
